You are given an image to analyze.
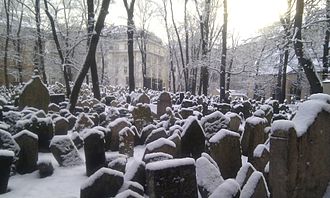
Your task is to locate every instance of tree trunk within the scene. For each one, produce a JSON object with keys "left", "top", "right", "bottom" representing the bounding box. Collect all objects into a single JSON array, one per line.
[
  {"left": 69, "top": 0, "right": 111, "bottom": 112},
  {"left": 169, "top": 0, "right": 188, "bottom": 91},
  {"left": 226, "top": 58, "right": 233, "bottom": 91},
  {"left": 101, "top": 43, "right": 105, "bottom": 84},
  {"left": 323, "top": 0, "right": 330, "bottom": 80},
  {"left": 3, "top": 0, "right": 11, "bottom": 88},
  {"left": 123, "top": 0, "right": 136, "bottom": 93},
  {"left": 293, "top": 0, "right": 322, "bottom": 94},
  {"left": 281, "top": 48, "right": 289, "bottom": 103},
  {"left": 220, "top": 0, "right": 227, "bottom": 102},
  {"left": 15, "top": 3, "right": 24, "bottom": 84},
  {"left": 35, "top": 0, "right": 47, "bottom": 84},
  {"left": 44, "top": 0, "right": 71, "bottom": 98},
  {"left": 276, "top": 50, "right": 283, "bottom": 101}
]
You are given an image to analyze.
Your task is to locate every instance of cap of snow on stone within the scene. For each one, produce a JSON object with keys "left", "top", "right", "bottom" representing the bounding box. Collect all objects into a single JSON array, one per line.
[
  {"left": 292, "top": 99, "right": 330, "bottom": 137},
  {"left": 13, "top": 129, "right": 38, "bottom": 140},
  {"left": 246, "top": 116, "right": 267, "bottom": 126},
  {"left": 82, "top": 128, "right": 105, "bottom": 140},
  {"left": 81, "top": 168, "right": 124, "bottom": 189},
  {"left": 146, "top": 138, "right": 176, "bottom": 151},
  {"left": 253, "top": 144, "right": 268, "bottom": 158},
  {"left": 115, "top": 189, "right": 144, "bottom": 198},
  {"left": 146, "top": 158, "right": 195, "bottom": 171},
  {"left": 0, "top": 149, "right": 15, "bottom": 157},
  {"left": 108, "top": 118, "right": 131, "bottom": 128},
  {"left": 240, "top": 171, "right": 270, "bottom": 198},
  {"left": 209, "top": 129, "right": 240, "bottom": 143},
  {"left": 271, "top": 120, "right": 295, "bottom": 135},
  {"left": 209, "top": 179, "right": 240, "bottom": 198},
  {"left": 308, "top": 93, "right": 330, "bottom": 104}
]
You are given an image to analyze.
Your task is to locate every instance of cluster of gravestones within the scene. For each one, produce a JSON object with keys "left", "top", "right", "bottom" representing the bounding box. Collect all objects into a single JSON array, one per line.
[{"left": 1, "top": 76, "right": 330, "bottom": 197}]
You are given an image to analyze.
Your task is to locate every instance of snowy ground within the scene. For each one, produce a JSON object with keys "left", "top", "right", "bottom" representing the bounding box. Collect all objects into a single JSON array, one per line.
[{"left": 3, "top": 146, "right": 146, "bottom": 198}]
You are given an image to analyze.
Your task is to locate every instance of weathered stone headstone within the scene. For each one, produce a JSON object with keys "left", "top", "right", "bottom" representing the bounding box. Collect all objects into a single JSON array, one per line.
[
  {"left": 48, "top": 103, "right": 60, "bottom": 112},
  {"left": 0, "top": 129, "right": 20, "bottom": 159},
  {"left": 13, "top": 130, "right": 38, "bottom": 174},
  {"left": 143, "top": 152, "right": 173, "bottom": 164},
  {"left": 209, "top": 129, "right": 242, "bottom": 179},
  {"left": 124, "top": 159, "right": 146, "bottom": 189},
  {"left": 132, "top": 104, "right": 153, "bottom": 132},
  {"left": 226, "top": 112, "right": 241, "bottom": 133},
  {"left": 108, "top": 157, "right": 127, "bottom": 173},
  {"left": 181, "top": 117, "right": 205, "bottom": 159},
  {"left": 241, "top": 116, "right": 267, "bottom": 159},
  {"left": 135, "top": 93, "right": 150, "bottom": 104},
  {"left": 50, "top": 135, "right": 83, "bottom": 167},
  {"left": 145, "top": 128, "right": 168, "bottom": 145},
  {"left": 144, "top": 138, "right": 176, "bottom": 158},
  {"left": 251, "top": 144, "right": 269, "bottom": 172},
  {"left": 83, "top": 130, "right": 106, "bottom": 176},
  {"left": 146, "top": 158, "right": 198, "bottom": 198},
  {"left": 200, "top": 111, "right": 230, "bottom": 141},
  {"left": 80, "top": 168, "right": 124, "bottom": 198},
  {"left": 140, "top": 125, "right": 156, "bottom": 144},
  {"left": 0, "top": 150, "right": 14, "bottom": 194},
  {"left": 240, "top": 171, "right": 270, "bottom": 198},
  {"left": 119, "top": 181, "right": 144, "bottom": 197},
  {"left": 236, "top": 162, "right": 257, "bottom": 189},
  {"left": 269, "top": 120, "right": 297, "bottom": 198},
  {"left": 74, "top": 113, "right": 94, "bottom": 133},
  {"left": 157, "top": 92, "right": 171, "bottom": 118},
  {"left": 209, "top": 179, "right": 240, "bottom": 198},
  {"left": 119, "top": 127, "right": 135, "bottom": 157},
  {"left": 19, "top": 76, "right": 50, "bottom": 113},
  {"left": 196, "top": 156, "right": 223, "bottom": 197},
  {"left": 54, "top": 117, "right": 69, "bottom": 135},
  {"left": 108, "top": 118, "right": 132, "bottom": 151}
]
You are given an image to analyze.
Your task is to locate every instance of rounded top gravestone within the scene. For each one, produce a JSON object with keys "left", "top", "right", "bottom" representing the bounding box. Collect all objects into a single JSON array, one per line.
[{"left": 19, "top": 76, "right": 50, "bottom": 113}]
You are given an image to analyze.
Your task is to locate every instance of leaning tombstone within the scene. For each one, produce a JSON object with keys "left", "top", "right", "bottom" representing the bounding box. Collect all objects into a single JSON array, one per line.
[
  {"left": 50, "top": 135, "right": 83, "bottom": 167},
  {"left": 209, "top": 179, "right": 240, "bottom": 198},
  {"left": 240, "top": 171, "right": 270, "bottom": 198},
  {"left": 19, "top": 75, "right": 50, "bottom": 113},
  {"left": 157, "top": 92, "right": 172, "bottom": 118},
  {"left": 13, "top": 130, "right": 38, "bottom": 174}
]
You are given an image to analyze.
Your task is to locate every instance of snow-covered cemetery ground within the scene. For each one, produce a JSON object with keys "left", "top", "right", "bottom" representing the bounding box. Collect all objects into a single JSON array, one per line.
[{"left": 1, "top": 76, "right": 330, "bottom": 198}]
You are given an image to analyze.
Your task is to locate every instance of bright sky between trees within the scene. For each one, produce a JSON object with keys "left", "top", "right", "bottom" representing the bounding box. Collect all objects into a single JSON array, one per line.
[{"left": 107, "top": 0, "right": 287, "bottom": 41}]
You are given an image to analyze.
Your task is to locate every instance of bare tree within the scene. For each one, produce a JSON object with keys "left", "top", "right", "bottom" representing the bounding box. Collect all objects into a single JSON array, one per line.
[
  {"left": 220, "top": 0, "right": 227, "bottom": 102},
  {"left": 293, "top": 0, "right": 322, "bottom": 94},
  {"left": 69, "top": 0, "right": 111, "bottom": 112},
  {"left": 3, "top": 0, "right": 11, "bottom": 88},
  {"left": 323, "top": 0, "right": 330, "bottom": 80}
]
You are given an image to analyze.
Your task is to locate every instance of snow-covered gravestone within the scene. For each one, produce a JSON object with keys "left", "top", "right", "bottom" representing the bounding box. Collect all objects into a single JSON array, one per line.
[
  {"left": 157, "top": 92, "right": 172, "bottom": 118},
  {"left": 108, "top": 118, "right": 132, "bottom": 151},
  {"left": 236, "top": 163, "right": 257, "bottom": 189},
  {"left": 209, "top": 129, "right": 242, "bottom": 179},
  {"left": 0, "top": 150, "right": 14, "bottom": 194},
  {"left": 208, "top": 179, "right": 240, "bottom": 198},
  {"left": 146, "top": 158, "right": 198, "bottom": 198},
  {"left": 200, "top": 111, "right": 230, "bottom": 141},
  {"left": 83, "top": 129, "right": 106, "bottom": 176},
  {"left": 132, "top": 103, "right": 153, "bottom": 133},
  {"left": 54, "top": 116, "right": 69, "bottom": 135},
  {"left": 74, "top": 113, "right": 94, "bottom": 133},
  {"left": 226, "top": 112, "right": 241, "bottom": 133},
  {"left": 0, "top": 129, "right": 20, "bottom": 160},
  {"left": 181, "top": 117, "right": 205, "bottom": 159},
  {"left": 240, "top": 171, "right": 270, "bottom": 198},
  {"left": 118, "top": 127, "right": 135, "bottom": 157},
  {"left": 13, "top": 130, "right": 38, "bottom": 174},
  {"left": 241, "top": 116, "right": 267, "bottom": 159},
  {"left": 50, "top": 135, "right": 83, "bottom": 167},
  {"left": 135, "top": 92, "right": 150, "bottom": 105},
  {"left": 19, "top": 76, "right": 50, "bottom": 113},
  {"left": 143, "top": 138, "right": 176, "bottom": 159},
  {"left": 269, "top": 120, "right": 297, "bottom": 198},
  {"left": 269, "top": 94, "right": 330, "bottom": 197},
  {"left": 196, "top": 156, "right": 224, "bottom": 197},
  {"left": 251, "top": 144, "right": 269, "bottom": 172},
  {"left": 80, "top": 168, "right": 124, "bottom": 198},
  {"left": 124, "top": 159, "right": 146, "bottom": 189}
]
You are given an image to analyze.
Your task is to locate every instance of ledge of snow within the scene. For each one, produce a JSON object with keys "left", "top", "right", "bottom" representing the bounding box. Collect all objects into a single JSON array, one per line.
[
  {"left": 81, "top": 168, "right": 123, "bottom": 189},
  {"left": 146, "top": 158, "right": 195, "bottom": 171},
  {"left": 209, "top": 129, "right": 240, "bottom": 143},
  {"left": 0, "top": 149, "right": 15, "bottom": 157}
]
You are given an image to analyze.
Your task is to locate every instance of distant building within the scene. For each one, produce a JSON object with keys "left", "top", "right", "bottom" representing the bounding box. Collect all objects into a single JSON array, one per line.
[{"left": 97, "top": 26, "right": 168, "bottom": 90}]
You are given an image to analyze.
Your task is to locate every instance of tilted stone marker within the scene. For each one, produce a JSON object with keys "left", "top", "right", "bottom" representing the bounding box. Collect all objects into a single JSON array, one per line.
[
  {"left": 13, "top": 130, "right": 38, "bottom": 174},
  {"left": 50, "top": 135, "right": 83, "bottom": 167},
  {"left": 157, "top": 92, "right": 172, "bottom": 118},
  {"left": 108, "top": 118, "right": 131, "bottom": 151},
  {"left": 118, "top": 127, "right": 135, "bottom": 157},
  {"left": 19, "top": 76, "right": 50, "bottom": 113}
]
